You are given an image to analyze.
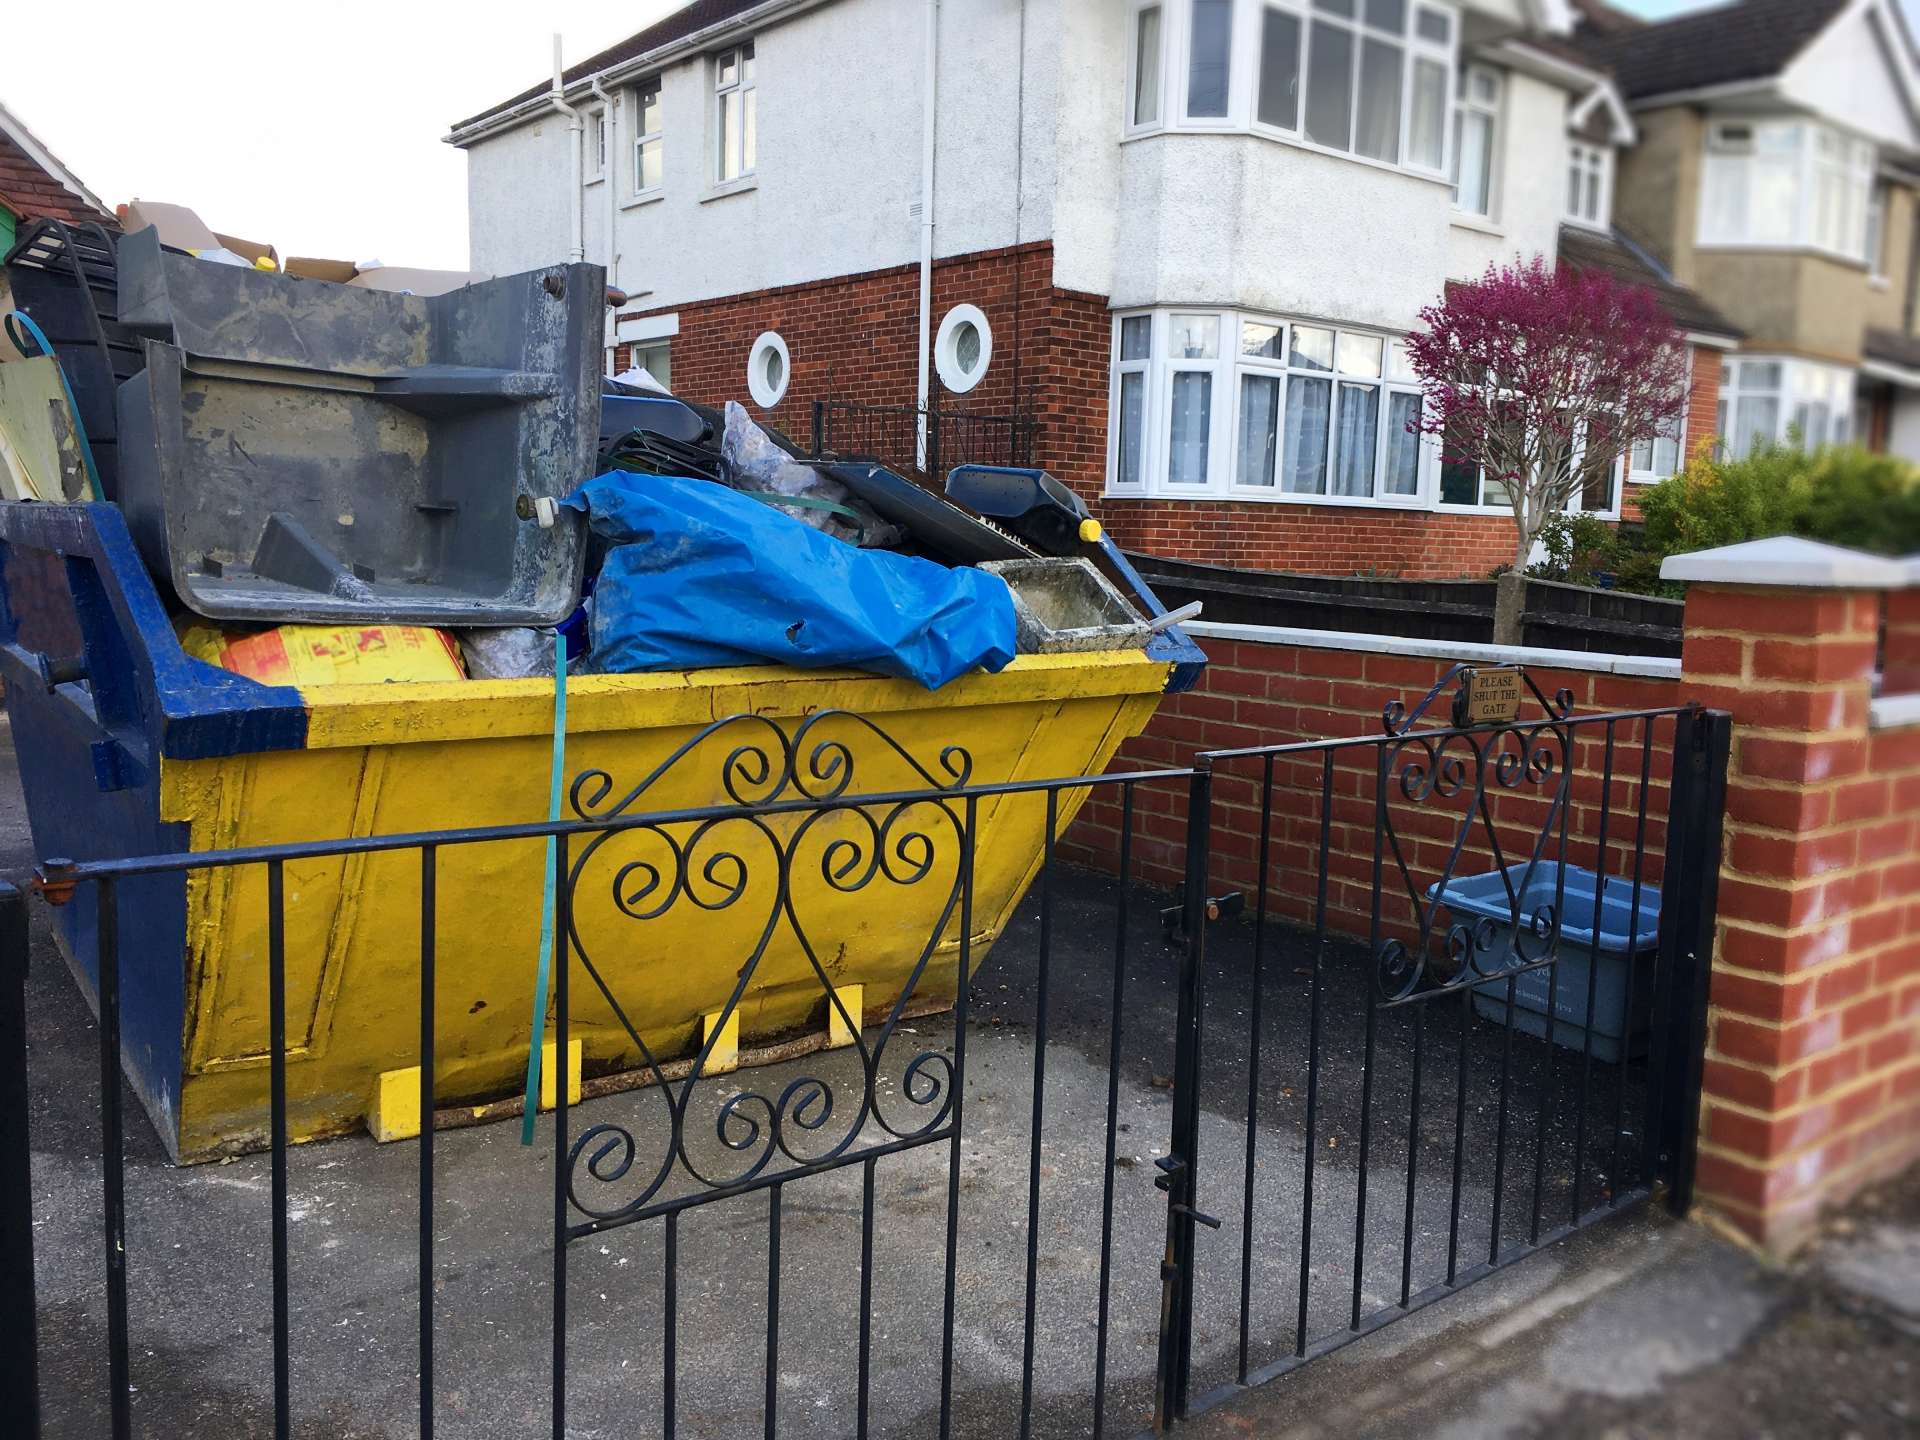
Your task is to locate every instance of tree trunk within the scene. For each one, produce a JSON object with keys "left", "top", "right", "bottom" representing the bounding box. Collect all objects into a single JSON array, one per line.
[{"left": 1493, "top": 570, "right": 1527, "bottom": 647}]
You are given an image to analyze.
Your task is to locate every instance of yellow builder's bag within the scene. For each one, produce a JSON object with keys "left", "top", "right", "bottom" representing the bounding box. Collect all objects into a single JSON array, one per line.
[{"left": 179, "top": 621, "right": 467, "bottom": 686}]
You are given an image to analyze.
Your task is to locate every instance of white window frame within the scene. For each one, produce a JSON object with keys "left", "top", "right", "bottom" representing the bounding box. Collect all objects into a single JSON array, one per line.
[
  {"left": 1699, "top": 119, "right": 1876, "bottom": 264},
  {"left": 1433, "top": 423, "right": 1626, "bottom": 520},
  {"left": 1105, "top": 307, "right": 1435, "bottom": 509},
  {"left": 1718, "top": 354, "right": 1857, "bottom": 453},
  {"left": 1451, "top": 63, "right": 1501, "bottom": 219},
  {"left": 1123, "top": 0, "right": 1456, "bottom": 187},
  {"left": 747, "top": 330, "right": 789, "bottom": 409},
  {"left": 1866, "top": 179, "right": 1890, "bottom": 283},
  {"left": 1108, "top": 314, "right": 1157, "bottom": 491},
  {"left": 585, "top": 107, "right": 608, "bottom": 184},
  {"left": 1564, "top": 139, "right": 1611, "bottom": 229},
  {"left": 714, "top": 41, "right": 757, "bottom": 186},
  {"left": 1126, "top": 3, "right": 1167, "bottom": 133},
  {"left": 630, "top": 77, "right": 664, "bottom": 199}
]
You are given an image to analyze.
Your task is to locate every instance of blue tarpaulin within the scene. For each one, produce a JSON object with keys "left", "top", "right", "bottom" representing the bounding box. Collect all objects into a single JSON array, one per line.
[{"left": 564, "top": 472, "right": 1017, "bottom": 689}]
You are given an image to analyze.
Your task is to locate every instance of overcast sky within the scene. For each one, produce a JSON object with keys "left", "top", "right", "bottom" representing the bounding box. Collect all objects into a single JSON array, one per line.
[{"left": 6, "top": 0, "right": 1915, "bottom": 271}]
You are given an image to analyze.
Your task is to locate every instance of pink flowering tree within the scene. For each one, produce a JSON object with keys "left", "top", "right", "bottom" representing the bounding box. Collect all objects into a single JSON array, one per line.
[{"left": 1404, "top": 256, "right": 1692, "bottom": 641}]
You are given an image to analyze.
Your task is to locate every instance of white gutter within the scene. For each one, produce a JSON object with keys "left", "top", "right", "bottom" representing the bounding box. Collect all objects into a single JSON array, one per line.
[
  {"left": 549, "top": 35, "right": 585, "bottom": 264},
  {"left": 916, "top": 0, "right": 940, "bottom": 470},
  {"left": 446, "top": 0, "right": 831, "bottom": 149},
  {"left": 590, "top": 74, "right": 621, "bottom": 361}
]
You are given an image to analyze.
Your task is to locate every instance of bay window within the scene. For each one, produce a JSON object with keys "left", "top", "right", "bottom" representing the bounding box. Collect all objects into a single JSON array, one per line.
[
  {"left": 1108, "top": 309, "right": 1431, "bottom": 503},
  {"left": 1701, "top": 120, "right": 1875, "bottom": 262},
  {"left": 1718, "top": 356, "right": 1856, "bottom": 452},
  {"left": 1127, "top": 0, "right": 1455, "bottom": 182}
]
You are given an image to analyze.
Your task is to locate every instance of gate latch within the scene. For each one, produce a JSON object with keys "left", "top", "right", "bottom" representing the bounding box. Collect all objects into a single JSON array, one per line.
[
  {"left": 1152, "top": 1155, "right": 1222, "bottom": 1229},
  {"left": 1160, "top": 889, "right": 1244, "bottom": 945}
]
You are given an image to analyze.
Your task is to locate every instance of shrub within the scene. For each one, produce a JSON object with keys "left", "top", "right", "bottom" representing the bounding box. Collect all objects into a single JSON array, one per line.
[{"left": 1617, "top": 441, "right": 1920, "bottom": 594}]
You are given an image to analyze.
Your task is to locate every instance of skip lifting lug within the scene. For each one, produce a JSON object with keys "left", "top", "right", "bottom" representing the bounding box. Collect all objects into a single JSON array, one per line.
[{"left": 1152, "top": 1156, "right": 1223, "bottom": 1230}]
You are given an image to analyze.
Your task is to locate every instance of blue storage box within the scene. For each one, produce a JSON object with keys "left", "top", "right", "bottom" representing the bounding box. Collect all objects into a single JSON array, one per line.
[{"left": 1426, "top": 863, "right": 1662, "bottom": 1063}]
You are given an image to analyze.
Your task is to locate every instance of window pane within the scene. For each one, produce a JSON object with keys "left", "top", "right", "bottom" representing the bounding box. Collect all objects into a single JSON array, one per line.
[
  {"left": 1242, "top": 321, "right": 1283, "bottom": 358},
  {"left": 1567, "top": 158, "right": 1583, "bottom": 216},
  {"left": 635, "top": 341, "right": 671, "bottom": 391},
  {"left": 1238, "top": 374, "right": 1282, "bottom": 486},
  {"left": 1742, "top": 361, "right": 1782, "bottom": 391},
  {"left": 720, "top": 90, "right": 741, "bottom": 179},
  {"left": 639, "top": 83, "right": 661, "bottom": 136},
  {"left": 1652, "top": 435, "right": 1678, "bottom": 475},
  {"left": 1584, "top": 165, "right": 1599, "bottom": 220},
  {"left": 1335, "top": 331, "right": 1383, "bottom": 378},
  {"left": 1439, "top": 456, "right": 1478, "bottom": 505},
  {"left": 743, "top": 87, "right": 757, "bottom": 172},
  {"left": 1733, "top": 395, "right": 1779, "bottom": 454},
  {"left": 637, "top": 139, "right": 663, "bottom": 190},
  {"left": 718, "top": 50, "right": 738, "bottom": 88},
  {"left": 1386, "top": 338, "right": 1415, "bottom": 382},
  {"left": 1169, "top": 372, "right": 1213, "bottom": 484},
  {"left": 1305, "top": 21, "right": 1354, "bottom": 150},
  {"left": 1630, "top": 436, "right": 1653, "bottom": 472},
  {"left": 1171, "top": 314, "right": 1220, "bottom": 359},
  {"left": 1188, "top": 0, "right": 1232, "bottom": 118},
  {"left": 742, "top": 41, "right": 755, "bottom": 80},
  {"left": 1364, "top": 0, "right": 1405, "bottom": 28},
  {"left": 1118, "top": 372, "right": 1146, "bottom": 485},
  {"left": 1315, "top": 0, "right": 1356, "bottom": 15},
  {"left": 1384, "top": 392, "right": 1421, "bottom": 495},
  {"left": 1282, "top": 376, "right": 1331, "bottom": 493},
  {"left": 1134, "top": 6, "right": 1163, "bottom": 125},
  {"left": 1455, "top": 110, "right": 1492, "bottom": 214},
  {"left": 1258, "top": 9, "right": 1302, "bottom": 131},
  {"left": 1120, "top": 315, "right": 1153, "bottom": 362},
  {"left": 1333, "top": 382, "right": 1379, "bottom": 496},
  {"left": 1416, "top": 6, "right": 1449, "bottom": 43},
  {"left": 1409, "top": 57, "right": 1446, "bottom": 170},
  {"left": 1356, "top": 38, "right": 1402, "bottom": 163},
  {"left": 1290, "top": 325, "right": 1334, "bottom": 371}
]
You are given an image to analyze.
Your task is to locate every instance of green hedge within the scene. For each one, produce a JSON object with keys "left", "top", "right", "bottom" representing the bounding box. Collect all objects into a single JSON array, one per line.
[{"left": 1608, "top": 443, "right": 1920, "bottom": 595}]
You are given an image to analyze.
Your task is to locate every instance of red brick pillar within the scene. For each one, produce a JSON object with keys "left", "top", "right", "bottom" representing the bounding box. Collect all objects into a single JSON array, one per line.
[
  {"left": 1885, "top": 559, "right": 1920, "bottom": 694},
  {"left": 1667, "top": 538, "right": 1915, "bottom": 1251}
]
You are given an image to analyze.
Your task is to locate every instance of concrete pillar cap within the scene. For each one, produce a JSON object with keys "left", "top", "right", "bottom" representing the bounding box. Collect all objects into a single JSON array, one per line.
[{"left": 1660, "top": 537, "right": 1911, "bottom": 589}]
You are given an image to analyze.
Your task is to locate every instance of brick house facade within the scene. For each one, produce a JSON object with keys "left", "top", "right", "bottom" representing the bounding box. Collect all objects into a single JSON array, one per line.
[{"left": 460, "top": 0, "right": 1741, "bottom": 585}]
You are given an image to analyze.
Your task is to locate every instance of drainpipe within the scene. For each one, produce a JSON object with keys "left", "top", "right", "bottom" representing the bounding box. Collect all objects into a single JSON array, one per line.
[
  {"left": 590, "top": 74, "right": 622, "bottom": 367},
  {"left": 916, "top": 0, "right": 940, "bottom": 470},
  {"left": 550, "top": 34, "right": 585, "bottom": 264}
]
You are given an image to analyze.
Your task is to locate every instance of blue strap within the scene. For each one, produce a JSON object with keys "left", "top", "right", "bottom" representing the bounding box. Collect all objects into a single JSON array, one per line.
[
  {"left": 520, "top": 635, "right": 569, "bottom": 1144},
  {"left": 3, "top": 310, "right": 105, "bottom": 501}
]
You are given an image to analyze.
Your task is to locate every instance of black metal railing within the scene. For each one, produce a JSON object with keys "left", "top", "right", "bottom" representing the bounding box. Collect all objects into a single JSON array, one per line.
[
  {"left": 1, "top": 678, "right": 1728, "bottom": 1438},
  {"left": 810, "top": 396, "right": 1038, "bottom": 480}
]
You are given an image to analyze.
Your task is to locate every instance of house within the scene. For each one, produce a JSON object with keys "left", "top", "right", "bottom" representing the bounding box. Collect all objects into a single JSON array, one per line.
[
  {"left": 450, "top": 0, "right": 1737, "bottom": 579},
  {"left": 0, "top": 99, "right": 114, "bottom": 286},
  {"left": 1571, "top": 0, "right": 1920, "bottom": 459}
]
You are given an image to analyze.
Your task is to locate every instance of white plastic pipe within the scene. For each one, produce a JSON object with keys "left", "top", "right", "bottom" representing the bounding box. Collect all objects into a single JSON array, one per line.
[
  {"left": 915, "top": 0, "right": 940, "bottom": 469},
  {"left": 550, "top": 34, "right": 585, "bottom": 264},
  {"left": 590, "top": 74, "right": 622, "bottom": 367}
]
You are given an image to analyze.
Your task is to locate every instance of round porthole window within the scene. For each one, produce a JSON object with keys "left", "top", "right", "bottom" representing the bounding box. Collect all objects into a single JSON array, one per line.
[
  {"left": 747, "top": 331, "right": 790, "bottom": 408},
  {"left": 935, "top": 304, "right": 993, "bottom": 395}
]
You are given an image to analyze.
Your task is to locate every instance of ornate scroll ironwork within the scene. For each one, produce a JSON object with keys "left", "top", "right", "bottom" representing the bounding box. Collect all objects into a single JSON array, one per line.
[
  {"left": 558, "top": 711, "right": 974, "bottom": 1229},
  {"left": 1373, "top": 666, "right": 1578, "bottom": 1004}
]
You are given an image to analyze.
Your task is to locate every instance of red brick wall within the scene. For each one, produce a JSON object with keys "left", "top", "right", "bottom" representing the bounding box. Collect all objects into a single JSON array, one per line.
[
  {"left": 1058, "top": 639, "right": 1682, "bottom": 945},
  {"left": 1681, "top": 585, "right": 1920, "bottom": 1249},
  {"left": 1089, "top": 504, "right": 1522, "bottom": 580},
  {"left": 615, "top": 241, "right": 1078, "bottom": 454}
]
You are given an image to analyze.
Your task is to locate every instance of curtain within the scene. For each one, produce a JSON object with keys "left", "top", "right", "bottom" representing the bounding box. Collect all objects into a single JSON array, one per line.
[
  {"left": 1333, "top": 382, "right": 1379, "bottom": 496},
  {"left": 1283, "top": 377, "right": 1330, "bottom": 493}
]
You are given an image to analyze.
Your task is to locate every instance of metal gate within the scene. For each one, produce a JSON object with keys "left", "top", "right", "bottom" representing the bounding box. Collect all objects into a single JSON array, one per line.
[{"left": 2, "top": 669, "right": 1728, "bottom": 1438}]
